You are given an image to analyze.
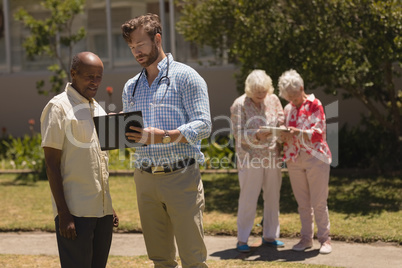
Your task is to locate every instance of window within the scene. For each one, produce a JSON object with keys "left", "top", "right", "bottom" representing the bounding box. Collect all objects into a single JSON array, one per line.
[{"left": 0, "top": 0, "right": 228, "bottom": 74}]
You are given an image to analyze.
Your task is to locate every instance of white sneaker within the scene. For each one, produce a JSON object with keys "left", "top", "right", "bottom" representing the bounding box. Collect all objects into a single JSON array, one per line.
[
  {"left": 319, "top": 240, "right": 332, "bottom": 254},
  {"left": 292, "top": 238, "right": 313, "bottom": 251}
]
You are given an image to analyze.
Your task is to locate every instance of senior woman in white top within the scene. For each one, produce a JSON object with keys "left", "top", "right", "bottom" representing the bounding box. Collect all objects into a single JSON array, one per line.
[
  {"left": 278, "top": 69, "right": 332, "bottom": 254},
  {"left": 230, "top": 70, "right": 285, "bottom": 253}
]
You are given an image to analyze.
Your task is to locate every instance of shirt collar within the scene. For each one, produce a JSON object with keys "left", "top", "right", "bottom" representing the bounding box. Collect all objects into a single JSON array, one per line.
[
  {"left": 245, "top": 94, "right": 267, "bottom": 110},
  {"left": 66, "top": 83, "right": 93, "bottom": 105},
  {"left": 290, "top": 93, "right": 316, "bottom": 108},
  {"left": 141, "top": 53, "right": 173, "bottom": 82},
  {"left": 157, "top": 53, "right": 173, "bottom": 72},
  {"left": 306, "top": 93, "right": 316, "bottom": 102}
]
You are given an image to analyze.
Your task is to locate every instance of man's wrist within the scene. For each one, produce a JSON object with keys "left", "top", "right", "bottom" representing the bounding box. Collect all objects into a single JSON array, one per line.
[{"left": 161, "top": 130, "right": 171, "bottom": 144}]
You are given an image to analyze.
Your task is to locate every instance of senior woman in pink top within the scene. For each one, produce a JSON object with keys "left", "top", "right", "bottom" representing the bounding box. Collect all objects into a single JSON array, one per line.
[
  {"left": 278, "top": 69, "right": 332, "bottom": 254},
  {"left": 231, "top": 69, "right": 285, "bottom": 253}
]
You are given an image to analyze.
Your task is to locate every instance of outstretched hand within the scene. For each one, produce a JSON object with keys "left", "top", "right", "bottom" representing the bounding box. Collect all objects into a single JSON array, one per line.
[{"left": 280, "top": 126, "right": 298, "bottom": 141}]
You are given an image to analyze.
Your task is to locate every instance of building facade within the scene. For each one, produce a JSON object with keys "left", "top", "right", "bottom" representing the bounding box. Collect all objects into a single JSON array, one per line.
[{"left": 0, "top": 0, "right": 367, "bottom": 139}]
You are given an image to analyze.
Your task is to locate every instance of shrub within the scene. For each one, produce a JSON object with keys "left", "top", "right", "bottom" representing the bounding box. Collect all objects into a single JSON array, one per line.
[
  {"left": 1, "top": 133, "right": 46, "bottom": 181},
  {"left": 201, "top": 135, "right": 236, "bottom": 170},
  {"left": 1, "top": 134, "right": 44, "bottom": 171},
  {"left": 337, "top": 117, "right": 402, "bottom": 172}
]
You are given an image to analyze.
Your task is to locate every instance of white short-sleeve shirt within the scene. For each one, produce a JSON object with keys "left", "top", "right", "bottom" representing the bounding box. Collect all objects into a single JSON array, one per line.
[{"left": 41, "top": 83, "right": 113, "bottom": 218}]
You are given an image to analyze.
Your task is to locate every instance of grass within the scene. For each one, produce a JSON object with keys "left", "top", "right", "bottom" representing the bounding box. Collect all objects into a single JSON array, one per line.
[
  {"left": 201, "top": 173, "right": 402, "bottom": 243},
  {"left": 0, "top": 174, "right": 141, "bottom": 232},
  {"left": 0, "top": 172, "right": 400, "bottom": 267},
  {"left": 0, "top": 254, "right": 336, "bottom": 268},
  {"left": 0, "top": 172, "right": 401, "bottom": 243}
]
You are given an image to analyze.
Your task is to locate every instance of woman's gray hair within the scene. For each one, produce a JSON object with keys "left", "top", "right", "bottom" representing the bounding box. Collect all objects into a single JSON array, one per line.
[
  {"left": 278, "top": 69, "right": 304, "bottom": 100},
  {"left": 244, "top": 69, "right": 274, "bottom": 98}
]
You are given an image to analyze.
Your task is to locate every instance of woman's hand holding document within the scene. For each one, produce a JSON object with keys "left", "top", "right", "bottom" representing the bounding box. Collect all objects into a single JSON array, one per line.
[{"left": 259, "top": 125, "right": 290, "bottom": 135}]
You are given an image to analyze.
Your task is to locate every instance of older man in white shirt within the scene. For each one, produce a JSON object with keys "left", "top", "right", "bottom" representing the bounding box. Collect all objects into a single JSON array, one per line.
[{"left": 41, "top": 51, "right": 118, "bottom": 268}]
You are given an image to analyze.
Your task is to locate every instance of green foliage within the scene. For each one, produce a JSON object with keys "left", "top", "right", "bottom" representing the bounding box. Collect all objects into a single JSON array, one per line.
[
  {"left": 201, "top": 135, "right": 236, "bottom": 169},
  {"left": 1, "top": 134, "right": 46, "bottom": 182},
  {"left": 47, "top": 64, "right": 68, "bottom": 95},
  {"left": 0, "top": 134, "right": 139, "bottom": 174},
  {"left": 176, "top": 0, "right": 402, "bottom": 140},
  {"left": 1, "top": 134, "right": 43, "bottom": 171},
  {"left": 337, "top": 117, "right": 402, "bottom": 172},
  {"left": 108, "top": 147, "right": 137, "bottom": 170},
  {"left": 14, "top": 0, "right": 86, "bottom": 95}
]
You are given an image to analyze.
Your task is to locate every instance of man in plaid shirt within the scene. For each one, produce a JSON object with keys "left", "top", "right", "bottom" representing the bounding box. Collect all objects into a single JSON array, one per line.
[{"left": 121, "top": 14, "right": 211, "bottom": 267}]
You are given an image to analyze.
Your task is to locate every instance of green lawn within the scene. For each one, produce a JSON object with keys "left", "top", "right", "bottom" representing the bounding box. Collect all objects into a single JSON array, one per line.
[
  {"left": 0, "top": 172, "right": 400, "bottom": 267},
  {"left": 0, "top": 254, "right": 335, "bottom": 268},
  {"left": 0, "top": 172, "right": 401, "bottom": 244}
]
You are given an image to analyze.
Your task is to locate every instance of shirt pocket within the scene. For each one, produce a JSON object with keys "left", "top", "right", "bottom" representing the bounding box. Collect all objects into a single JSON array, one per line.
[{"left": 70, "top": 120, "right": 94, "bottom": 144}]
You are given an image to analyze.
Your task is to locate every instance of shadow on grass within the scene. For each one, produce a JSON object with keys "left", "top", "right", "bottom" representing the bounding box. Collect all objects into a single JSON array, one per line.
[
  {"left": 0, "top": 173, "right": 46, "bottom": 186},
  {"left": 202, "top": 173, "right": 298, "bottom": 214},
  {"left": 203, "top": 173, "right": 402, "bottom": 216},
  {"left": 0, "top": 176, "right": 40, "bottom": 187},
  {"left": 328, "top": 175, "right": 402, "bottom": 215},
  {"left": 203, "top": 175, "right": 240, "bottom": 214}
]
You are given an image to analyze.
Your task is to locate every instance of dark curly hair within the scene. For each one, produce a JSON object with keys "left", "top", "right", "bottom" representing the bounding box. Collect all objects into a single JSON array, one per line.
[{"left": 121, "top": 13, "right": 162, "bottom": 44}]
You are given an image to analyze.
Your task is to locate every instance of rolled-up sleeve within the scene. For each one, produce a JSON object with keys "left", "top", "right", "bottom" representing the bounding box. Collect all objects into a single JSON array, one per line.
[
  {"left": 177, "top": 70, "right": 212, "bottom": 144},
  {"left": 309, "top": 104, "right": 326, "bottom": 143}
]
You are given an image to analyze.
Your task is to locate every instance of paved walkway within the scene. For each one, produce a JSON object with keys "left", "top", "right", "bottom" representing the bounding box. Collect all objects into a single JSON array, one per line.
[{"left": 0, "top": 232, "right": 401, "bottom": 267}]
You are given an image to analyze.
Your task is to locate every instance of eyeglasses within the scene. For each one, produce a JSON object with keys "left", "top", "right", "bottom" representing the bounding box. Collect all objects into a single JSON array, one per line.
[{"left": 131, "top": 55, "right": 170, "bottom": 98}]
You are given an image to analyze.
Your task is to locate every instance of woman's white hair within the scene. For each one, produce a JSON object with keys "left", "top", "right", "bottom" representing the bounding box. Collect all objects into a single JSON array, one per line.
[
  {"left": 278, "top": 69, "right": 304, "bottom": 100},
  {"left": 244, "top": 69, "right": 274, "bottom": 98}
]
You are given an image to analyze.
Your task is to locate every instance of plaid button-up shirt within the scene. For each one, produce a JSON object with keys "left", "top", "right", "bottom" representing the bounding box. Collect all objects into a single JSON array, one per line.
[{"left": 122, "top": 54, "right": 212, "bottom": 166}]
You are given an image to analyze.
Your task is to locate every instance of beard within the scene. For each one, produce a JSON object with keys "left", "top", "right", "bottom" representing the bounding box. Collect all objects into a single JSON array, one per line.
[{"left": 138, "top": 42, "right": 159, "bottom": 68}]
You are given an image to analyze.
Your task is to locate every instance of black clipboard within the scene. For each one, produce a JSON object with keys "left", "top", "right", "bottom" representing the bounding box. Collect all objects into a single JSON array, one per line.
[{"left": 93, "top": 111, "right": 146, "bottom": 150}]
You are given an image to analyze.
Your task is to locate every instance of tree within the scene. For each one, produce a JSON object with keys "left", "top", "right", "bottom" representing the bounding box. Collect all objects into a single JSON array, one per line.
[
  {"left": 176, "top": 0, "right": 402, "bottom": 140},
  {"left": 14, "top": 0, "right": 86, "bottom": 95}
]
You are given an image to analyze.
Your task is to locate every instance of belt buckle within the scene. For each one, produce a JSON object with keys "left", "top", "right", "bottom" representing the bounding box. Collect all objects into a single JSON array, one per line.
[{"left": 151, "top": 166, "right": 166, "bottom": 174}]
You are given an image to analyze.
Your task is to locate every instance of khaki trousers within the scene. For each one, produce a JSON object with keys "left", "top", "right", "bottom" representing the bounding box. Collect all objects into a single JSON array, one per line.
[
  {"left": 286, "top": 151, "right": 331, "bottom": 243},
  {"left": 134, "top": 163, "right": 208, "bottom": 268}
]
